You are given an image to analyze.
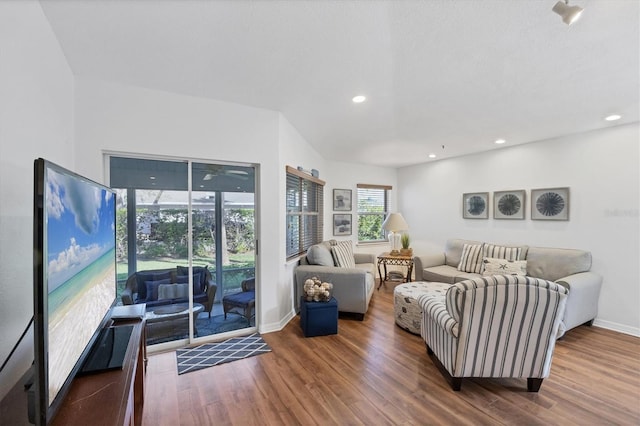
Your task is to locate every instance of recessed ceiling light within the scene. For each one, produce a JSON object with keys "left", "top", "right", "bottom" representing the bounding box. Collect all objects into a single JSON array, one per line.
[
  {"left": 428, "top": 153, "right": 437, "bottom": 159},
  {"left": 352, "top": 95, "right": 366, "bottom": 103},
  {"left": 149, "top": 176, "right": 156, "bottom": 179},
  {"left": 605, "top": 114, "right": 621, "bottom": 121},
  {"left": 494, "top": 139, "right": 506, "bottom": 145}
]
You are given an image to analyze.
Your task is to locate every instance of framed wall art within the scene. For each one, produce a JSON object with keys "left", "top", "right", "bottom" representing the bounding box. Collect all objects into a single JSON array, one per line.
[
  {"left": 462, "top": 192, "right": 489, "bottom": 219},
  {"left": 333, "top": 189, "right": 352, "bottom": 211},
  {"left": 531, "top": 187, "right": 569, "bottom": 220},
  {"left": 494, "top": 190, "right": 525, "bottom": 220},
  {"left": 333, "top": 214, "right": 352, "bottom": 236}
]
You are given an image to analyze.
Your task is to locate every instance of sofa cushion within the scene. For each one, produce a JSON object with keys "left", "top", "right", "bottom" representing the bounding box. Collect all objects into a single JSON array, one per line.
[
  {"left": 422, "top": 265, "right": 481, "bottom": 284},
  {"left": 145, "top": 278, "right": 171, "bottom": 301},
  {"left": 526, "top": 247, "right": 592, "bottom": 281},
  {"left": 483, "top": 244, "right": 524, "bottom": 261},
  {"left": 482, "top": 258, "right": 527, "bottom": 276},
  {"left": 175, "top": 272, "right": 203, "bottom": 295},
  {"left": 354, "top": 262, "right": 375, "bottom": 277},
  {"left": 331, "top": 240, "right": 356, "bottom": 268},
  {"left": 157, "top": 283, "right": 190, "bottom": 300},
  {"left": 177, "top": 266, "right": 208, "bottom": 292},
  {"left": 306, "top": 242, "right": 335, "bottom": 266},
  {"left": 457, "top": 243, "right": 484, "bottom": 273},
  {"left": 136, "top": 270, "right": 172, "bottom": 300}
]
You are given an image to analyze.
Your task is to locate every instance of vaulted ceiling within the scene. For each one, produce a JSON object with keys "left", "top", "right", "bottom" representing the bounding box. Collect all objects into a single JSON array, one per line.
[{"left": 40, "top": 0, "right": 639, "bottom": 168}]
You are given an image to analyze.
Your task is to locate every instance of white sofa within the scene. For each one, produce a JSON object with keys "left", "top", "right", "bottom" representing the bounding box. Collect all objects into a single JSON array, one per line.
[
  {"left": 414, "top": 238, "right": 602, "bottom": 335},
  {"left": 295, "top": 240, "right": 376, "bottom": 320}
]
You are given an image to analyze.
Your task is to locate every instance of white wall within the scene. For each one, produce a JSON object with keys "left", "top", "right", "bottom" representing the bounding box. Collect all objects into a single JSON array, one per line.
[
  {"left": 278, "top": 116, "right": 327, "bottom": 318},
  {"left": 323, "top": 161, "right": 398, "bottom": 257},
  {"left": 398, "top": 123, "right": 640, "bottom": 335},
  {"left": 0, "top": 1, "right": 74, "bottom": 400},
  {"left": 74, "top": 78, "right": 289, "bottom": 332}
]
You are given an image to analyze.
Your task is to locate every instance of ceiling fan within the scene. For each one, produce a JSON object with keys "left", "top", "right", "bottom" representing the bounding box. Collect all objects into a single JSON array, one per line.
[{"left": 202, "top": 165, "right": 250, "bottom": 181}]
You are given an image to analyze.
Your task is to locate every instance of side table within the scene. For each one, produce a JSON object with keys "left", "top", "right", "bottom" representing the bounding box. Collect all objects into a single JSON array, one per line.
[{"left": 377, "top": 252, "right": 414, "bottom": 290}]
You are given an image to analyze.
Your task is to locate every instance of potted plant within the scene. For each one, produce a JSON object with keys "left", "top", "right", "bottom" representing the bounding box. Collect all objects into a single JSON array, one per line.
[{"left": 400, "top": 233, "right": 412, "bottom": 256}]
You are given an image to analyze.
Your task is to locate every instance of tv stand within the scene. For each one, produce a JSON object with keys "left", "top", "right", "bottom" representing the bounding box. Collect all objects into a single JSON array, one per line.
[
  {"left": 51, "top": 317, "right": 146, "bottom": 426},
  {"left": 1, "top": 317, "right": 147, "bottom": 426}
]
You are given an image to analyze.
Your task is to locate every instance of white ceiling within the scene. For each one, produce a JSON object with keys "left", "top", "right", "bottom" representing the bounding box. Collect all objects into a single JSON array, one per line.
[{"left": 40, "top": 0, "right": 639, "bottom": 168}]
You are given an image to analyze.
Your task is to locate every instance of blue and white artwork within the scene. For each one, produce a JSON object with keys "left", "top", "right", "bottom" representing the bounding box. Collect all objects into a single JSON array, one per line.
[{"left": 531, "top": 187, "right": 570, "bottom": 220}]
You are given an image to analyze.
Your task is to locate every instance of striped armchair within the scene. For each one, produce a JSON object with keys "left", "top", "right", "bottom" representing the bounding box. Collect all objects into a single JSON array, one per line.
[{"left": 419, "top": 275, "right": 568, "bottom": 392}]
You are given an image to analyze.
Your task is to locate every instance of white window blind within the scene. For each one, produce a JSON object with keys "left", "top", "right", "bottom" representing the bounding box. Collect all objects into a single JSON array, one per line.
[{"left": 286, "top": 166, "right": 324, "bottom": 259}]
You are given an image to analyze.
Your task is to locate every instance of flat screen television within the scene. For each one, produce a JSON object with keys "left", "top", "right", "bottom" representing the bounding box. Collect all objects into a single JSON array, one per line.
[{"left": 33, "top": 158, "right": 118, "bottom": 425}]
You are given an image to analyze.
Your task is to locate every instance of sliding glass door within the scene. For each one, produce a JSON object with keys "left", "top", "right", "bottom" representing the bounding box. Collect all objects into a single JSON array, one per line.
[{"left": 110, "top": 156, "right": 256, "bottom": 348}]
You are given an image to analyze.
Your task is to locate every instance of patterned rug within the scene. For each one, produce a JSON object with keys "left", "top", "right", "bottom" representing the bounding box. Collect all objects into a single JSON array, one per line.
[{"left": 176, "top": 333, "right": 271, "bottom": 375}]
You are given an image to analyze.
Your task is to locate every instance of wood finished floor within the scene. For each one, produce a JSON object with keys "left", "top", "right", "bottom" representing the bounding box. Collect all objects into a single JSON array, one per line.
[{"left": 142, "top": 282, "right": 640, "bottom": 425}]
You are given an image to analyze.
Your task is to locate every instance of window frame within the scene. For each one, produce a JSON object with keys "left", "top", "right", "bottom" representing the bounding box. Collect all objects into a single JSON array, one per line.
[
  {"left": 286, "top": 166, "right": 325, "bottom": 259},
  {"left": 357, "top": 183, "right": 392, "bottom": 243}
]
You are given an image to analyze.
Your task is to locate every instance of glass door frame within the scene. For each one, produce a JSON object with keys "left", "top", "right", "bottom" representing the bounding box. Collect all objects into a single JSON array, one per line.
[{"left": 105, "top": 152, "right": 259, "bottom": 350}]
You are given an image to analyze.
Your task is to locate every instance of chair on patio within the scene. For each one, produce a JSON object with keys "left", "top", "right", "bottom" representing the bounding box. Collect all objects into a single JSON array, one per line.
[{"left": 223, "top": 277, "right": 255, "bottom": 321}]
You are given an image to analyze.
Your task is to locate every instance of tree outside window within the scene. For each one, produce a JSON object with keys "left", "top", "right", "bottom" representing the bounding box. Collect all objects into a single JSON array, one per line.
[{"left": 357, "top": 184, "right": 391, "bottom": 242}]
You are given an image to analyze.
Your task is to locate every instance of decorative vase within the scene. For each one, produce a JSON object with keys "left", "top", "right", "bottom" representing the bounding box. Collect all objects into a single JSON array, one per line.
[{"left": 400, "top": 248, "right": 413, "bottom": 257}]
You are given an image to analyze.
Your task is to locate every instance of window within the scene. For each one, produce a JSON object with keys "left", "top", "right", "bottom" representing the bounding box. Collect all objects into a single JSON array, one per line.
[
  {"left": 357, "top": 184, "right": 391, "bottom": 242},
  {"left": 286, "top": 166, "right": 324, "bottom": 259}
]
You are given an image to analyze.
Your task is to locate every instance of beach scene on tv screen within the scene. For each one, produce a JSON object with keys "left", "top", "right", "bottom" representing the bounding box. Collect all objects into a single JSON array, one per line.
[{"left": 46, "top": 167, "right": 116, "bottom": 405}]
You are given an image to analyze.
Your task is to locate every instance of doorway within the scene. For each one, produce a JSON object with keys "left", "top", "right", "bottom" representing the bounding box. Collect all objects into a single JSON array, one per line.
[{"left": 109, "top": 156, "right": 257, "bottom": 347}]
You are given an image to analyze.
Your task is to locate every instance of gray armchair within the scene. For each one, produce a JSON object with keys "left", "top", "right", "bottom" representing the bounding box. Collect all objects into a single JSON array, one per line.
[{"left": 295, "top": 241, "right": 375, "bottom": 320}]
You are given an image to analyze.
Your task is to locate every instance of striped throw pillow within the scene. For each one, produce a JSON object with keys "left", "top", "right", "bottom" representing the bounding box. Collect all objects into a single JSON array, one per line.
[
  {"left": 331, "top": 240, "right": 356, "bottom": 268},
  {"left": 483, "top": 244, "right": 522, "bottom": 261},
  {"left": 457, "top": 244, "right": 484, "bottom": 273}
]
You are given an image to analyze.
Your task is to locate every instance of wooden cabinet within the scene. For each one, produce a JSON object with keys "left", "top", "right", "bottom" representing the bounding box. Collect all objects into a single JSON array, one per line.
[
  {"left": 51, "top": 318, "right": 146, "bottom": 426},
  {"left": 0, "top": 318, "right": 147, "bottom": 426}
]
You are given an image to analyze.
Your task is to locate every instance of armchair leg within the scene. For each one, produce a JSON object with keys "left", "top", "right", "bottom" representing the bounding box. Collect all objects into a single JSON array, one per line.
[
  {"left": 527, "top": 378, "right": 543, "bottom": 392},
  {"left": 451, "top": 377, "right": 462, "bottom": 391},
  {"left": 426, "top": 343, "right": 462, "bottom": 391},
  {"left": 426, "top": 344, "right": 433, "bottom": 355}
]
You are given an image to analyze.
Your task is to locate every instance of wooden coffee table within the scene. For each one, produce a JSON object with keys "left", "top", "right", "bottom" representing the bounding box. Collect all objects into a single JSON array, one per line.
[{"left": 144, "top": 302, "right": 204, "bottom": 342}]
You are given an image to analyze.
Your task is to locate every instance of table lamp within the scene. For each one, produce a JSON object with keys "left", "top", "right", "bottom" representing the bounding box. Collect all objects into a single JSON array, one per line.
[{"left": 382, "top": 212, "right": 409, "bottom": 256}]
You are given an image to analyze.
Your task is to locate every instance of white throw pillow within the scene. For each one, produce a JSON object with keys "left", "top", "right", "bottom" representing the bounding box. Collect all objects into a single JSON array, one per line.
[
  {"left": 482, "top": 257, "right": 527, "bottom": 276},
  {"left": 457, "top": 244, "right": 484, "bottom": 274},
  {"left": 331, "top": 240, "right": 356, "bottom": 268}
]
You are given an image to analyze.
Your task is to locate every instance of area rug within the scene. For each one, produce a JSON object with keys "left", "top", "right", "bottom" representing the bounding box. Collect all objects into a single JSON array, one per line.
[{"left": 176, "top": 333, "right": 271, "bottom": 375}]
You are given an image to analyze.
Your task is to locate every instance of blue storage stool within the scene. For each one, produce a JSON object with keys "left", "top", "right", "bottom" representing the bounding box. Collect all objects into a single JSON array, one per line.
[{"left": 300, "top": 296, "right": 338, "bottom": 337}]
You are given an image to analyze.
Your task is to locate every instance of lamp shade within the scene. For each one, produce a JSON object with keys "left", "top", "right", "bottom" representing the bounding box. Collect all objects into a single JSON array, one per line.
[
  {"left": 382, "top": 213, "right": 409, "bottom": 232},
  {"left": 552, "top": 1, "right": 583, "bottom": 25}
]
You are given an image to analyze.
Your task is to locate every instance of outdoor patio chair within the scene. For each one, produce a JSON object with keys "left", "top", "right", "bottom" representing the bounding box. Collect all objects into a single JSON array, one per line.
[{"left": 222, "top": 277, "right": 255, "bottom": 321}]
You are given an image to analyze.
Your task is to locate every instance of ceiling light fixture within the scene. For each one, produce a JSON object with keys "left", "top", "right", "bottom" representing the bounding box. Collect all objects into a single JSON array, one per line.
[
  {"left": 428, "top": 153, "right": 437, "bottom": 159},
  {"left": 604, "top": 114, "right": 621, "bottom": 121},
  {"left": 552, "top": 0, "right": 584, "bottom": 25},
  {"left": 494, "top": 139, "right": 506, "bottom": 145},
  {"left": 352, "top": 95, "right": 366, "bottom": 103}
]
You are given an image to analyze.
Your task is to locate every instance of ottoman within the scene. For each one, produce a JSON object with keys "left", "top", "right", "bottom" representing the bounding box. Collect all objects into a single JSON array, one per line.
[
  {"left": 300, "top": 296, "right": 338, "bottom": 337},
  {"left": 394, "top": 281, "right": 451, "bottom": 334}
]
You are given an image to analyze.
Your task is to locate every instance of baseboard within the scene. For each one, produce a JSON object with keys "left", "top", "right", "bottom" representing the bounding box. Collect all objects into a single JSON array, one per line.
[
  {"left": 593, "top": 319, "right": 640, "bottom": 337},
  {"left": 258, "top": 309, "right": 296, "bottom": 334}
]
